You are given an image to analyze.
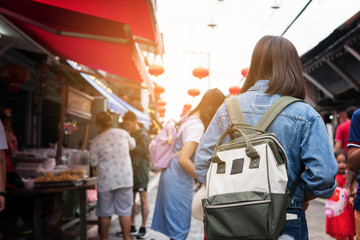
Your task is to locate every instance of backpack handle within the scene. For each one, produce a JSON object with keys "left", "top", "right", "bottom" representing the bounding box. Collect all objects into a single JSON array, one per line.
[
  {"left": 231, "top": 123, "right": 266, "bottom": 134},
  {"left": 211, "top": 127, "right": 260, "bottom": 174}
]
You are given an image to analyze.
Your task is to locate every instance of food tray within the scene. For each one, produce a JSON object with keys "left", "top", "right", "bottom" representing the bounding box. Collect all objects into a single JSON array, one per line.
[{"left": 34, "top": 179, "right": 83, "bottom": 188}]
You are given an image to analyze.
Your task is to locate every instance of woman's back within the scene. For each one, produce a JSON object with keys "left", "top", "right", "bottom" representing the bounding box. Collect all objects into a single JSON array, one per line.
[{"left": 197, "top": 80, "right": 337, "bottom": 209}]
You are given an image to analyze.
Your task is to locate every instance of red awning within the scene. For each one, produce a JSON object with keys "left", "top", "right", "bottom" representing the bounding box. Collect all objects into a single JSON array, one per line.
[
  {"left": 0, "top": 0, "right": 151, "bottom": 84},
  {"left": 31, "top": 0, "right": 163, "bottom": 54}
]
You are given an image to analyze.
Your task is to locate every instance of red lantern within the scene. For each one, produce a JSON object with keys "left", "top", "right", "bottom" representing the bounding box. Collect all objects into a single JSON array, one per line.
[
  {"left": 183, "top": 103, "right": 192, "bottom": 110},
  {"left": 192, "top": 67, "right": 209, "bottom": 79},
  {"left": 148, "top": 64, "right": 164, "bottom": 77},
  {"left": 154, "top": 85, "right": 165, "bottom": 94},
  {"left": 180, "top": 110, "right": 187, "bottom": 118},
  {"left": 0, "top": 64, "right": 30, "bottom": 84},
  {"left": 229, "top": 85, "right": 241, "bottom": 95},
  {"left": 188, "top": 88, "right": 200, "bottom": 97},
  {"left": 181, "top": 104, "right": 191, "bottom": 117},
  {"left": 241, "top": 67, "right": 249, "bottom": 77},
  {"left": 156, "top": 99, "right": 166, "bottom": 107},
  {"left": 158, "top": 107, "right": 166, "bottom": 118}
]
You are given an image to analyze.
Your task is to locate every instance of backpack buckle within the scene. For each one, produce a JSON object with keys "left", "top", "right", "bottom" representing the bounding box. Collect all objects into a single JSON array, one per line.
[
  {"left": 217, "top": 162, "right": 226, "bottom": 174},
  {"left": 211, "top": 155, "right": 226, "bottom": 174}
]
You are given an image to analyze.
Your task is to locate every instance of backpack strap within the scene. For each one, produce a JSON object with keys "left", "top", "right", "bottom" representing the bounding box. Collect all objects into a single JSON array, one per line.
[
  {"left": 289, "top": 165, "right": 304, "bottom": 197},
  {"left": 256, "top": 96, "right": 303, "bottom": 132},
  {"left": 225, "top": 97, "right": 249, "bottom": 134}
]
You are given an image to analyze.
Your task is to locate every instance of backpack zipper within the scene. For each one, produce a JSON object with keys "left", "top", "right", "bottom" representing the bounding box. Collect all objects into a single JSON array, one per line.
[{"left": 205, "top": 199, "right": 271, "bottom": 209}]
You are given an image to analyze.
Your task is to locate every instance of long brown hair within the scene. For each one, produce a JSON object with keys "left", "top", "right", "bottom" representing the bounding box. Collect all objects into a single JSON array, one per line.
[
  {"left": 188, "top": 88, "right": 225, "bottom": 130},
  {"left": 240, "top": 35, "right": 305, "bottom": 100}
]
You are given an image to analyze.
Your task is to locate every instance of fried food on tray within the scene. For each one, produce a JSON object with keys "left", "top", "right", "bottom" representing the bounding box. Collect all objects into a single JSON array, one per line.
[{"left": 34, "top": 170, "right": 85, "bottom": 182}]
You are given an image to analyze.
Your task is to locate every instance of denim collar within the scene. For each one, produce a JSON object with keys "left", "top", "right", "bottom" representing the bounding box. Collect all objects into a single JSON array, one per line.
[{"left": 248, "top": 80, "right": 269, "bottom": 92}]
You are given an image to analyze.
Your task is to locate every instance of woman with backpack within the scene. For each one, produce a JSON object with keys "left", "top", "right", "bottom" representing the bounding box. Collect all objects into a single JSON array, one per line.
[
  {"left": 151, "top": 88, "right": 225, "bottom": 240},
  {"left": 194, "top": 35, "right": 338, "bottom": 239}
]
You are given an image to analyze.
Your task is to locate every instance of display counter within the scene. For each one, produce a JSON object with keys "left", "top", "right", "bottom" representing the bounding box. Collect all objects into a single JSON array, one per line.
[{"left": 9, "top": 177, "right": 96, "bottom": 240}]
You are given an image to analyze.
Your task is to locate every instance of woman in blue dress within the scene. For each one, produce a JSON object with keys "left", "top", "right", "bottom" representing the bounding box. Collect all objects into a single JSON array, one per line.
[{"left": 151, "top": 88, "right": 225, "bottom": 240}]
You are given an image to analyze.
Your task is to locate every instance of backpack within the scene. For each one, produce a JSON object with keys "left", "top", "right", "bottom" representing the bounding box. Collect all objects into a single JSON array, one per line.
[
  {"left": 202, "top": 96, "right": 303, "bottom": 240},
  {"left": 149, "top": 118, "right": 188, "bottom": 168}
]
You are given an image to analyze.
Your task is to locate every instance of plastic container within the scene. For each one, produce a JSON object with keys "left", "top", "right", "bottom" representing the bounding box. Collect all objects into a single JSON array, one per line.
[{"left": 68, "top": 150, "right": 90, "bottom": 178}]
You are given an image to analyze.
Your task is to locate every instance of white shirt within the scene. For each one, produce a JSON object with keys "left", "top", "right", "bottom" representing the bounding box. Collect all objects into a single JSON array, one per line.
[
  {"left": 178, "top": 116, "right": 205, "bottom": 145},
  {"left": 90, "top": 128, "right": 135, "bottom": 192}
]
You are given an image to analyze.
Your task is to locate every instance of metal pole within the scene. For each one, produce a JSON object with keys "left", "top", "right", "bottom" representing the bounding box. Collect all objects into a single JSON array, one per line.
[{"left": 208, "top": 52, "right": 211, "bottom": 89}]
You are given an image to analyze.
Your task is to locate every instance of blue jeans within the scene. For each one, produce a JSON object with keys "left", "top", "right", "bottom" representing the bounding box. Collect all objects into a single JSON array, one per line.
[{"left": 279, "top": 209, "right": 308, "bottom": 240}]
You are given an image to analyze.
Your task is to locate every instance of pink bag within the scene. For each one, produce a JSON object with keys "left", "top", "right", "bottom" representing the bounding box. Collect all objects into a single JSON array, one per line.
[
  {"left": 87, "top": 185, "right": 97, "bottom": 202},
  {"left": 149, "top": 119, "right": 181, "bottom": 168}
]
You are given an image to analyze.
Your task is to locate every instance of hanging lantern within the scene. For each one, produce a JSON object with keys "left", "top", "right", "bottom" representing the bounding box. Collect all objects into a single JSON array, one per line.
[
  {"left": 241, "top": 67, "right": 249, "bottom": 77},
  {"left": 156, "top": 99, "right": 166, "bottom": 107},
  {"left": 0, "top": 64, "right": 30, "bottom": 84},
  {"left": 181, "top": 104, "right": 191, "bottom": 117},
  {"left": 192, "top": 67, "right": 209, "bottom": 79},
  {"left": 148, "top": 64, "right": 164, "bottom": 77},
  {"left": 180, "top": 110, "right": 187, "bottom": 118},
  {"left": 158, "top": 107, "right": 166, "bottom": 118},
  {"left": 154, "top": 85, "right": 165, "bottom": 94},
  {"left": 229, "top": 85, "right": 241, "bottom": 95},
  {"left": 183, "top": 103, "right": 192, "bottom": 110},
  {"left": 188, "top": 88, "right": 200, "bottom": 97}
]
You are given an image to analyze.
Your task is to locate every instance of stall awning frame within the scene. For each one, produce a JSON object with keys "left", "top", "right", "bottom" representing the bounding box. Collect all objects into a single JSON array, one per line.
[{"left": 67, "top": 60, "right": 151, "bottom": 125}]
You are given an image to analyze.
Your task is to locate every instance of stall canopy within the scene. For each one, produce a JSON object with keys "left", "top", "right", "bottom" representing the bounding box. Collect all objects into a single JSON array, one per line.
[
  {"left": 0, "top": 0, "right": 152, "bottom": 83},
  {"left": 67, "top": 60, "right": 152, "bottom": 125},
  {"left": 31, "top": 0, "right": 163, "bottom": 54},
  {"left": 301, "top": 11, "right": 360, "bottom": 111}
]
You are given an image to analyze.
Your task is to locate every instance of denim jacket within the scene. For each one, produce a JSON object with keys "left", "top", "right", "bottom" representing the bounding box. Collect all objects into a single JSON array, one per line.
[{"left": 195, "top": 80, "right": 337, "bottom": 209}]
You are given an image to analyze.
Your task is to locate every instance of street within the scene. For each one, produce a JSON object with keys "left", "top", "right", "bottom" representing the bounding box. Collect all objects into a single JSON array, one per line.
[{"left": 74, "top": 170, "right": 334, "bottom": 240}]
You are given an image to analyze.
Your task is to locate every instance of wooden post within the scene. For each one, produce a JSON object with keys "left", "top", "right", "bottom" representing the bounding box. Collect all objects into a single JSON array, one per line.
[
  {"left": 81, "top": 119, "right": 89, "bottom": 150},
  {"left": 56, "top": 86, "right": 68, "bottom": 163}
]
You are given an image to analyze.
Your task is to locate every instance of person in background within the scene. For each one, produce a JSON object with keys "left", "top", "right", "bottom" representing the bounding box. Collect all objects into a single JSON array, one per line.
[
  {"left": 151, "top": 88, "right": 225, "bottom": 240},
  {"left": 334, "top": 106, "right": 357, "bottom": 154},
  {"left": 195, "top": 35, "right": 337, "bottom": 239},
  {"left": 326, "top": 150, "right": 355, "bottom": 240},
  {"left": 334, "top": 106, "right": 358, "bottom": 208},
  {"left": 90, "top": 111, "right": 136, "bottom": 240},
  {"left": 0, "top": 120, "right": 8, "bottom": 240},
  {"left": 1, "top": 108, "right": 17, "bottom": 156},
  {"left": 116, "top": 111, "right": 150, "bottom": 239},
  {"left": 0, "top": 108, "right": 32, "bottom": 236},
  {"left": 347, "top": 108, "right": 360, "bottom": 239}
]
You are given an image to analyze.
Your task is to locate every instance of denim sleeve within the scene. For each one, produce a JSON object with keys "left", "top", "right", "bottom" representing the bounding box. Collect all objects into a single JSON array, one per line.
[
  {"left": 195, "top": 108, "right": 228, "bottom": 183},
  {"left": 300, "top": 115, "right": 337, "bottom": 198}
]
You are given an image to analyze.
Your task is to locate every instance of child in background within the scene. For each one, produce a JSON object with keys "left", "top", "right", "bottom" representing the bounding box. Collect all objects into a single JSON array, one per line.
[{"left": 326, "top": 150, "right": 355, "bottom": 240}]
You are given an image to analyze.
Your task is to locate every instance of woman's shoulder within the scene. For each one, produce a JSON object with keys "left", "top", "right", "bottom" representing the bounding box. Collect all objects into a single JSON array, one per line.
[
  {"left": 181, "top": 116, "right": 204, "bottom": 130},
  {"left": 181, "top": 115, "right": 201, "bottom": 124},
  {"left": 283, "top": 100, "right": 320, "bottom": 123}
]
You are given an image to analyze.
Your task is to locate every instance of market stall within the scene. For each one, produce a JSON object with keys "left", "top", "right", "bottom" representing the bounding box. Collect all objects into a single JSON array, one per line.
[{"left": 7, "top": 85, "right": 97, "bottom": 239}]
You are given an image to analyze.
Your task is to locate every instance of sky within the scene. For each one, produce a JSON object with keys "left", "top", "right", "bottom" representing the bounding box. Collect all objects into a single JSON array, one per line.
[{"left": 150, "top": 0, "right": 360, "bottom": 121}]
